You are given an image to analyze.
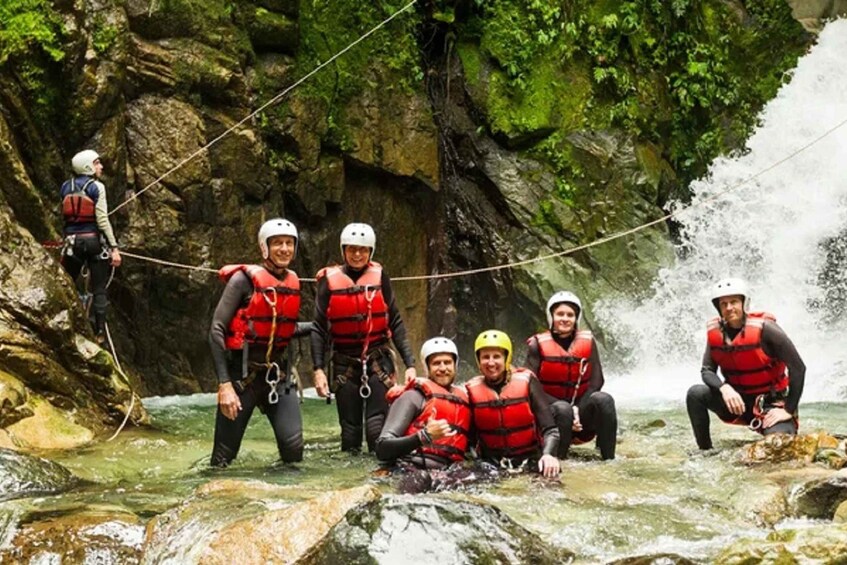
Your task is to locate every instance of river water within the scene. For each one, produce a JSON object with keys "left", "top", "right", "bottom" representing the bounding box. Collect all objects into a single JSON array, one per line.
[{"left": 2, "top": 16, "right": 847, "bottom": 565}]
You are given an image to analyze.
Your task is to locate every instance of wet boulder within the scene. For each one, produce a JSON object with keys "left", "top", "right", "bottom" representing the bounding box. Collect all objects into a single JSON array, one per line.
[
  {"left": 714, "top": 523, "right": 847, "bottom": 563},
  {"left": 306, "top": 495, "right": 574, "bottom": 564},
  {"left": 0, "top": 509, "right": 144, "bottom": 564},
  {"left": 789, "top": 470, "right": 847, "bottom": 519},
  {"left": 740, "top": 432, "right": 841, "bottom": 465},
  {"left": 608, "top": 555, "right": 699, "bottom": 565},
  {"left": 0, "top": 448, "right": 78, "bottom": 502}
]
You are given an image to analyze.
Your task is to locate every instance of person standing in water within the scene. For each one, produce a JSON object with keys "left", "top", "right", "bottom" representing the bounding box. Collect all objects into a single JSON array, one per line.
[
  {"left": 311, "top": 223, "right": 417, "bottom": 453},
  {"left": 525, "top": 291, "right": 617, "bottom": 460},
  {"left": 209, "top": 218, "right": 310, "bottom": 467},
  {"left": 686, "top": 278, "right": 805, "bottom": 450},
  {"left": 466, "top": 330, "right": 560, "bottom": 477}
]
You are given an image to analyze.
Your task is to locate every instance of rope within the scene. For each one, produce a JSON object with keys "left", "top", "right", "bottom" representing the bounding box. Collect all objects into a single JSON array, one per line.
[
  {"left": 110, "top": 0, "right": 419, "bottom": 216},
  {"left": 104, "top": 321, "right": 136, "bottom": 442}
]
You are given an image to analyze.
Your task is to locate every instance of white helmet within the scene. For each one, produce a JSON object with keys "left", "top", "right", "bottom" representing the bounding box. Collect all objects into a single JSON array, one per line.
[
  {"left": 340, "top": 223, "right": 376, "bottom": 258},
  {"left": 711, "top": 277, "right": 749, "bottom": 312},
  {"left": 71, "top": 150, "right": 100, "bottom": 175},
  {"left": 546, "top": 290, "right": 582, "bottom": 327},
  {"left": 258, "top": 218, "right": 298, "bottom": 260},
  {"left": 420, "top": 336, "right": 458, "bottom": 377}
]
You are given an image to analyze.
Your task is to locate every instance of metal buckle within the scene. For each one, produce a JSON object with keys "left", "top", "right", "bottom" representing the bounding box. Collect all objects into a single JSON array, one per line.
[
  {"left": 265, "top": 362, "right": 281, "bottom": 405},
  {"left": 359, "top": 358, "right": 372, "bottom": 399}
]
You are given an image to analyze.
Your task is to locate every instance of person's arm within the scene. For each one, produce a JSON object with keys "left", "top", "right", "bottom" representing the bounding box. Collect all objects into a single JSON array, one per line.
[
  {"left": 700, "top": 345, "right": 724, "bottom": 390},
  {"left": 375, "top": 390, "right": 426, "bottom": 461},
  {"left": 529, "top": 376, "right": 559, "bottom": 456},
  {"left": 310, "top": 277, "right": 330, "bottom": 370},
  {"left": 209, "top": 272, "right": 251, "bottom": 384},
  {"left": 382, "top": 273, "right": 415, "bottom": 369},
  {"left": 575, "top": 341, "right": 604, "bottom": 411},
  {"left": 524, "top": 336, "right": 541, "bottom": 376},
  {"left": 93, "top": 181, "right": 119, "bottom": 248},
  {"left": 762, "top": 321, "right": 805, "bottom": 413}
]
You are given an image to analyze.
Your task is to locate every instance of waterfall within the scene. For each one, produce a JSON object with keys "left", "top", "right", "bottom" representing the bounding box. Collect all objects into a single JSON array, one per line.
[{"left": 596, "top": 19, "right": 847, "bottom": 407}]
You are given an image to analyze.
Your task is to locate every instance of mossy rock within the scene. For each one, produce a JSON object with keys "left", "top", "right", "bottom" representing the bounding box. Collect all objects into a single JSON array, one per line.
[{"left": 247, "top": 7, "right": 298, "bottom": 53}]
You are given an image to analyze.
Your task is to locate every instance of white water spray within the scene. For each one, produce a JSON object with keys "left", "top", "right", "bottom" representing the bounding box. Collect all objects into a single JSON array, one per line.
[{"left": 597, "top": 19, "right": 847, "bottom": 407}]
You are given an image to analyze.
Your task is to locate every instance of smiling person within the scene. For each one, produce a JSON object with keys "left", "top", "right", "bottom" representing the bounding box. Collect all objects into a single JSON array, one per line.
[
  {"left": 208, "top": 219, "right": 312, "bottom": 467},
  {"left": 466, "top": 330, "right": 560, "bottom": 477},
  {"left": 686, "top": 278, "right": 805, "bottom": 450},
  {"left": 525, "top": 291, "right": 617, "bottom": 460},
  {"left": 311, "top": 223, "right": 417, "bottom": 454},
  {"left": 376, "top": 337, "right": 471, "bottom": 470}
]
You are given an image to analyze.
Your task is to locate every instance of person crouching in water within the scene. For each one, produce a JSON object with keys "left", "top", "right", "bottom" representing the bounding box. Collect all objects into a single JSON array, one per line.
[
  {"left": 466, "top": 330, "right": 560, "bottom": 477},
  {"left": 525, "top": 291, "right": 617, "bottom": 460},
  {"left": 208, "top": 219, "right": 311, "bottom": 467},
  {"left": 686, "top": 278, "right": 805, "bottom": 450},
  {"left": 376, "top": 337, "right": 470, "bottom": 470}
]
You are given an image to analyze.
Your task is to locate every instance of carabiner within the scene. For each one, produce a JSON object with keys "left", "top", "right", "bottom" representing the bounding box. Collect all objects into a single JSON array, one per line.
[
  {"left": 265, "top": 362, "right": 281, "bottom": 405},
  {"left": 749, "top": 418, "right": 763, "bottom": 431}
]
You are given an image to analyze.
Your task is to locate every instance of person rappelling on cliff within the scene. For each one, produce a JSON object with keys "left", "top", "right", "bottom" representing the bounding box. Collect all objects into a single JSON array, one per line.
[
  {"left": 208, "top": 219, "right": 312, "bottom": 467},
  {"left": 525, "top": 291, "right": 617, "bottom": 460},
  {"left": 59, "top": 150, "right": 122, "bottom": 343},
  {"left": 686, "top": 278, "right": 806, "bottom": 450},
  {"left": 376, "top": 337, "right": 471, "bottom": 470},
  {"left": 466, "top": 330, "right": 560, "bottom": 477},
  {"left": 311, "top": 223, "right": 417, "bottom": 454}
]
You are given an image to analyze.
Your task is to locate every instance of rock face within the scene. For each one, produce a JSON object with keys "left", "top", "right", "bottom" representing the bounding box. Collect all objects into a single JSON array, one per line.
[
  {"left": 0, "top": 448, "right": 79, "bottom": 502},
  {"left": 0, "top": 0, "right": 816, "bottom": 401}
]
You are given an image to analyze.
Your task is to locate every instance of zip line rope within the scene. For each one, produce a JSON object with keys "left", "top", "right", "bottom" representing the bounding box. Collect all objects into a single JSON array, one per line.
[
  {"left": 109, "top": 0, "right": 419, "bottom": 216},
  {"left": 112, "top": 115, "right": 847, "bottom": 282}
]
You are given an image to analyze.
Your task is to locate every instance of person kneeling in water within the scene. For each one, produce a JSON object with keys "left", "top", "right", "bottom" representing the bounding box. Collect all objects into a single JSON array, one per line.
[
  {"left": 686, "top": 278, "right": 805, "bottom": 450},
  {"left": 376, "top": 337, "right": 470, "bottom": 470},
  {"left": 466, "top": 330, "right": 560, "bottom": 477}
]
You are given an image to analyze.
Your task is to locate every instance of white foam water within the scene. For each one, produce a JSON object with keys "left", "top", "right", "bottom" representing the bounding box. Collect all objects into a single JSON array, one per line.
[{"left": 596, "top": 19, "right": 847, "bottom": 407}]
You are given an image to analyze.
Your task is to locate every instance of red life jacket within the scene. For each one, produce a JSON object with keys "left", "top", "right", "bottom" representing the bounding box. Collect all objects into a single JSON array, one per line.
[
  {"left": 707, "top": 311, "right": 788, "bottom": 396},
  {"left": 394, "top": 378, "right": 471, "bottom": 463},
  {"left": 532, "top": 330, "right": 593, "bottom": 402},
  {"left": 318, "top": 262, "right": 390, "bottom": 349},
  {"left": 466, "top": 369, "right": 538, "bottom": 459},
  {"left": 62, "top": 178, "right": 97, "bottom": 227},
  {"left": 219, "top": 265, "right": 300, "bottom": 351}
]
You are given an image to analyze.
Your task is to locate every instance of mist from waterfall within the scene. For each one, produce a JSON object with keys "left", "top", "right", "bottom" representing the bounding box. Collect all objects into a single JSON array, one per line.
[{"left": 596, "top": 18, "right": 847, "bottom": 407}]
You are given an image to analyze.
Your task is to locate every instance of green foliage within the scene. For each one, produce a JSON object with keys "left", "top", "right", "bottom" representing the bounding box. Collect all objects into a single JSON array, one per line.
[
  {"left": 462, "top": 0, "right": 809, "bottom": 214},
  {"left": 0, "top": 0, "right": 64, "bottom": 64},
  {"left": 91, "top": 18, "right": 121, "bottom": 55},
  {"left": 297, "top": 0, "right": 422, "bottom": 148}
]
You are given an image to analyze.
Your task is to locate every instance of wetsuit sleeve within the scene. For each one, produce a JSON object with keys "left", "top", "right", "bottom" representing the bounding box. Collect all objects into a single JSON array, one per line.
[
  {"left": 761, "top": 321, "right": 805, "bottom": 413},
  {"left": 310, "top": 277, "right": 331, "bottom": 370},
  {"left": 700, "top": 344, "right": 724, "bottom": 390},
  {"left": 375, "top": 390, "right": 426, "bottom": 461},
  {"left": 524, "top": 336, "right": 541, "bottom": 376},
  {"left": 93, "top": 181, "right": 119, "bottom": 248},
  {"left": 529, "top": 376, "right": 559, "bottom": 456},
  {"left": 577, "top": 339, "right": 605, "bottom": 410},
  {"left": 209, "top": 271, "right": 252, "bottom": 384},
  {"left": 382, "top": 272, "right": 415, "bottom": 368},
  {"left": 293, "top": 321, "right": 314, "bottom": 338}
]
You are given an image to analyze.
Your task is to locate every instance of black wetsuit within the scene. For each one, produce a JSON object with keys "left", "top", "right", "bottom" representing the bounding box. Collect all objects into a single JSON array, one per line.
[
  {"left": 208, "top": 269, "right": 313, "bottom": 467},
  {"left": 469, "top": 374, "right": 560, "bottom": 469},
  {"left": 525, "top": 334, "right": 617, "bottom": 460},
  {"left": 311, "top": 265, "right": 415, "bottom": 453},
  {"left": 60, "top": 176, "right": 119, "bottom": 335},
  {"left": 376, "top": 389, "right": 461, "bottom": 470},
  {"left": 686, "top": 320, "right": 806, "bottom": 450}
]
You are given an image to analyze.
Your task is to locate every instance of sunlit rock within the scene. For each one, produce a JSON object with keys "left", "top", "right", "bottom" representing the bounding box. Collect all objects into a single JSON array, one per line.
[
  {"left": 715, "top": 522, "right": 847, "bottom": 563},
  {"left": 0, "top": 509, "right": 144, "bottom": 564},
  {"left": 307, "top": 495, "right": 574, "bottom": 564},
  {"left": 740, "top": 432, "right": 841, "bottom": 465}
]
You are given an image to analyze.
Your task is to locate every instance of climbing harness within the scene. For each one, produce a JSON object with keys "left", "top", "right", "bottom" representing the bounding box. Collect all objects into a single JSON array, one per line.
[{"left": 358, "top": 285, "right": 379, "bottom": 399}]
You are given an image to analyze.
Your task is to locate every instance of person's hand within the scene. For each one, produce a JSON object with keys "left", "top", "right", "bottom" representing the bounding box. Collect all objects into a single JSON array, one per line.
[
  {"left": 110, "top": 248, "right": 122, "bottom": 267},
  {"left": 538, "top": 454, "right": 560, "bottom": 477},
  {"left": 403, "top": 366, "right": 416, "bottom": 384},
  {"left": 720, "top": 384, "right": 744, "bottom": 415},
  {"left": 762, "top": 407, "right": 792, "bottom": 429},
  {"left": 572, "top": 406, "right": 583, "bottom": 432},
  {"left": 425, "top": 416, "right": 454, "bottom": 441},
  {"left": 218, "top": 382, "right": 241, "bottom": 421},
  {"left": 313, "top": 369, "right": 330, "bottom": 398}
]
